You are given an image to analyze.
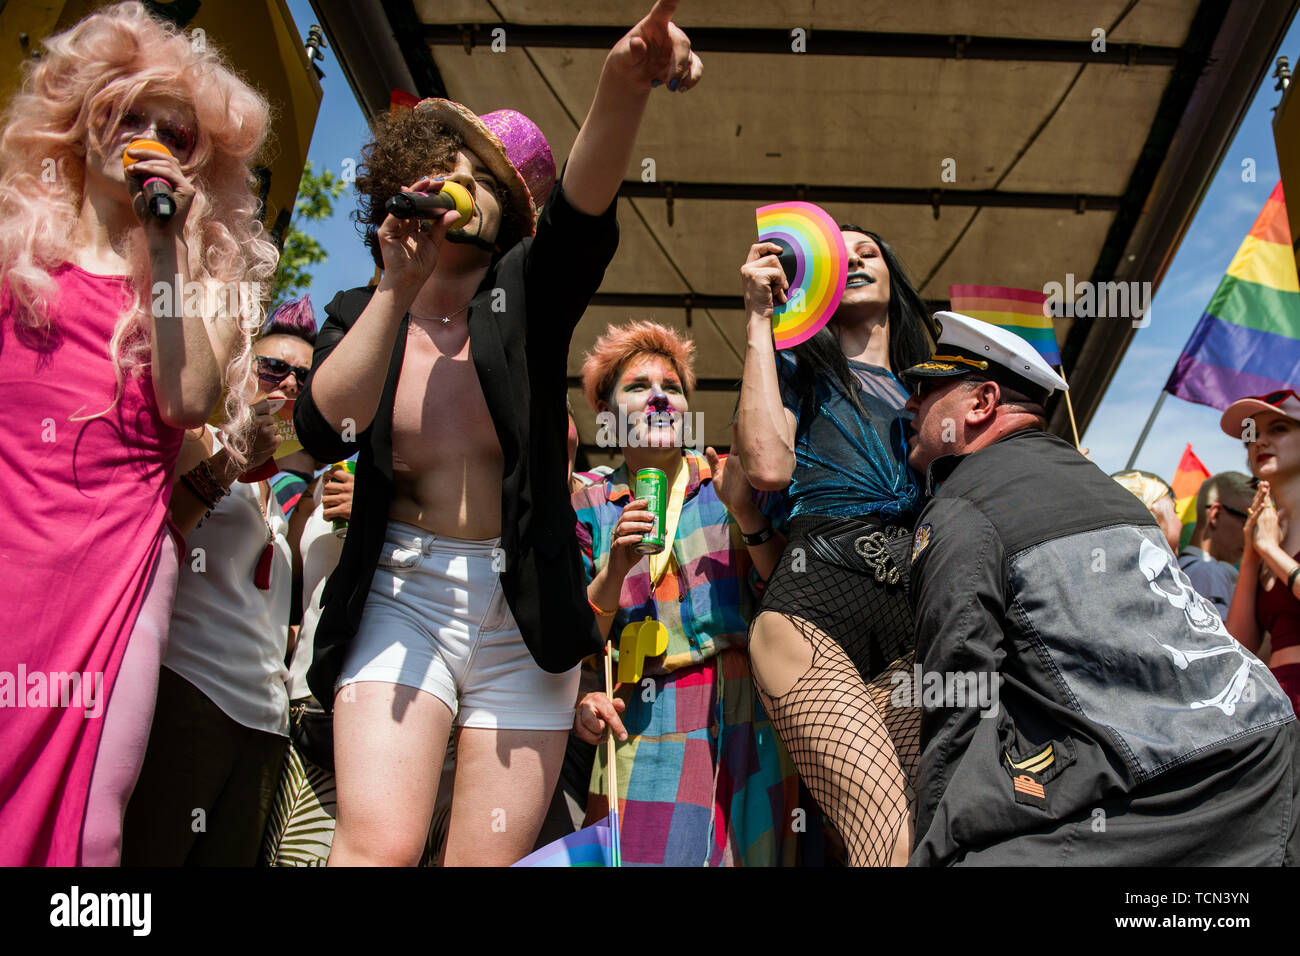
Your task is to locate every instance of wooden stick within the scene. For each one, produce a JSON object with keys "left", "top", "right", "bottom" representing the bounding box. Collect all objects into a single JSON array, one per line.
[
  {"left": 603, "top": 639, "right": 621, "bottom": 866},
  {"left": 1056, "top": 363, "right": 1082, "bottom": 450},
  {"left": 603, "top": 640, "right": 617, "bottom": 799}
]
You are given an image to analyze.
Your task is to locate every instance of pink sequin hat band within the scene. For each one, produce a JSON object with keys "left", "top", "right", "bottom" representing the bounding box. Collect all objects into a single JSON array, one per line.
[{"left": 411, "top": 98, "right": 555, "bottom": 245}]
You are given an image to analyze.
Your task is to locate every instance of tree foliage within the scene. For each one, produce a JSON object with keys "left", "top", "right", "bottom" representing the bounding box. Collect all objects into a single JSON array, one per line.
[{"left": 270, "top": 160, "right": 347, "bottom": 308}]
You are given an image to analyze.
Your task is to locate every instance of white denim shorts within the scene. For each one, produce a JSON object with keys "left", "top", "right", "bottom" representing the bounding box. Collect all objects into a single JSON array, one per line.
[{"left": 338, "top": 521, "right": 580, "bottom": 731}]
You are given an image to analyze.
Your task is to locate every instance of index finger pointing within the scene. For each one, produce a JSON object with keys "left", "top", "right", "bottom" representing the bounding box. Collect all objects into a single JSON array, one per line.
[{"left": 646, "top": 0, "right": 680, "bottom": 24}]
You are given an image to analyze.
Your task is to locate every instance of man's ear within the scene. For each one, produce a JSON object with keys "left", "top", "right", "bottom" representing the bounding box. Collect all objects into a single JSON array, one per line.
[{"left": 966, "top": 380, "right": 1001, "bottom": 425}]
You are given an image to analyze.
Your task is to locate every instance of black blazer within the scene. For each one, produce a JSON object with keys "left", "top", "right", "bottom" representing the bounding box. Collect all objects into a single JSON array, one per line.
[{"left": 294, "top": 180, "right": 618, "bottom": 710}]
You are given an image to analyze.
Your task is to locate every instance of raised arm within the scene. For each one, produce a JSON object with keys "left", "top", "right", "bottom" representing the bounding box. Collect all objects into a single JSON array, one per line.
[
  {"left": 735, "top": 242, "right": 798, "bottom": 491},
  {"left": 130, "top": 142, "right": 233, "bottom": 428},
  {"left": 301, "top": 175, "right": 457, "bottom": 437},
  {"left": 1227, "top": 482, "right": 1277, "bottom": 653},
  {"left": 562, "top": 0, "right": 702, "bottom": 216}
]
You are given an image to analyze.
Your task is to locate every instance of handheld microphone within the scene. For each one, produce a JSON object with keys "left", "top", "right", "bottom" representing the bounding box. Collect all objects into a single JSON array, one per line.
[
  {"left": 123, "top": 138, "right": 175, "bottom": 222},
  {"left": 385, "top": 181, "right": 474, "bottom": 230}
]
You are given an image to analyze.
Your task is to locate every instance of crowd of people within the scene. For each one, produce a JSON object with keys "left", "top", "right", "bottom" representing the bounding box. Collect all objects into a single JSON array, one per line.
[{"left": 1, "top": 1, "right": 1297, "bottom": 868}]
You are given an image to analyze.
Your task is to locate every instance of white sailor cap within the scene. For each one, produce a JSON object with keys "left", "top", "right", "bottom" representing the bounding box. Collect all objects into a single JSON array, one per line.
[{"left": 899, "top": 311, "right": 1068, "bottom": 405}]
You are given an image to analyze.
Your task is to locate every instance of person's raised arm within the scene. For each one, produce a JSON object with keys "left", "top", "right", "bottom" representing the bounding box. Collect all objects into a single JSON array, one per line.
[
  {"left": 562, "top": 0, "right": 701, "bottom": 216},
  {"left": 303, "top": 176, "right": 457, "bottom": 436},
  {"left": 736, "top": 242, "right": 798, "bottom": 491},
  {"left": 1228, "top": 482, "right": 1277, "bottom": 653},
  {"left": 131, "top": 142, "right": 230, "bottom": 428}
]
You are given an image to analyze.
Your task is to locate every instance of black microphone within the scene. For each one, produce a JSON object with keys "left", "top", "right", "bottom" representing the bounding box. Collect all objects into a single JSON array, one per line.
[
  {"left": 123, "top": 138, "right": 176, "bottom": 222},
  {"left": 385, "top": 181, "right": 474, "bottom": 229},
  {"left": 141, "top": 177, "right": 175, "bottom": 221}
]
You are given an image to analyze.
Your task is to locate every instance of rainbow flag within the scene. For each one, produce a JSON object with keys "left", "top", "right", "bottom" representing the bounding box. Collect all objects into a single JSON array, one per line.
[
  {"left": 511, "top": 812, "right": 621, "bottom": 867},
  {"left": 949, "top": 285, "right": 1061, "bottom": 365},
  {"left": 1165, "top": 182, "right": 1300, "bottom": 407},
  {"left": 1171, "top": 444, "right": 1211, "bottom": 548}
]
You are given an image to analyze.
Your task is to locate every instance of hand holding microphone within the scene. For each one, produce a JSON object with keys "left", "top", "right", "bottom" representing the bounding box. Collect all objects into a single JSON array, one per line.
[
  {"left": 375, "top": 177, "right": 469, "bottom": 293},
  {"left": 122, "top": 137, "right": 189, "bottom": 225},
  {"left": 385, "top": 180, "right": 475, "bottom": 230}
]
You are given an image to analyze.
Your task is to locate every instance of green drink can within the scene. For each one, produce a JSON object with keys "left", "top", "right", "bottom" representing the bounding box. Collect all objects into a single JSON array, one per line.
[
  {"left": 633, "top": 467, "right": 668, "bottom": 555},
  {"left": 330, "top": 460, "right": 356, "bottom": 538}
]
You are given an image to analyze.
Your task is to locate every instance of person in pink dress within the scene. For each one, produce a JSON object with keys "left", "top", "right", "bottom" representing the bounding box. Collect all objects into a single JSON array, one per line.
[{"left": 0, "top": 2, "right": 278, "bottom": 865}]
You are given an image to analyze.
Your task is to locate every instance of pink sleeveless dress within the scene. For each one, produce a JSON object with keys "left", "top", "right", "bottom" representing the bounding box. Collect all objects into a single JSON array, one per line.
[{"left": 0, "top": 263, "right": 183, "bottom": 864}]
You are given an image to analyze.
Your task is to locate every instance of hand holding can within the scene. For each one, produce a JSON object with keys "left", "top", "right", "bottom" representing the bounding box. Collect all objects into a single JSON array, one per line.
[
  {"left": 633, "top": 468, "right": 667, "bottom": 555},
  {"left": 325, "top": 461, "right": 356, "bottom": 537}
]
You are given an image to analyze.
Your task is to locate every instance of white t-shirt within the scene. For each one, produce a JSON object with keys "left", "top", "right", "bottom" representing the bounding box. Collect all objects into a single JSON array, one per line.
[
  {"left": 164, "top": 430, "right": 292, "bottom": 736},
  {"left": 285, "top": 478, "right": 344, "bottom": 705}
]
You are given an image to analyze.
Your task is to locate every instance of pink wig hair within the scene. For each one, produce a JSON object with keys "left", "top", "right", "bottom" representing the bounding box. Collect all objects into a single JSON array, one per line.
[
  {"left": 0, "top": 2, "right": 279, "bottom": 463},
  {"left": 580, "top": 320, "right": 697, "bottom": 411}
]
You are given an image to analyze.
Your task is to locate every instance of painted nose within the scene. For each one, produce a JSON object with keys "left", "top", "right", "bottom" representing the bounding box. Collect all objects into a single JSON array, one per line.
[{"left": 647, "top": 388, "right": 671, "bottom": 411}]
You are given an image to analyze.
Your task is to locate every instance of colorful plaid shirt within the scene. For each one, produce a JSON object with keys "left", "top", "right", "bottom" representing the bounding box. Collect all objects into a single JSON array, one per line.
[
  {"left": 572, "top": 450, "right": 756, "bottom": 675},
  {"left": 572, "top": 449, "right": 798, "bottom": 865}
]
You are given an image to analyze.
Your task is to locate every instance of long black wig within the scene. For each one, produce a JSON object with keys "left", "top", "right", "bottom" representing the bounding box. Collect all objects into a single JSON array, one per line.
[{"left": 785, "top": 226, "right": 935, "bottom": 428}]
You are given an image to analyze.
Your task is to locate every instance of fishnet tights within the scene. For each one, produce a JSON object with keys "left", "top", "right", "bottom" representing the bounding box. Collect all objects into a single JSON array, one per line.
[
  {"left": 757, "top": 622, "right": 920, "bottom": 867},
  {"left": 753, "top": 527, "right": 923, "bottom": 866}
]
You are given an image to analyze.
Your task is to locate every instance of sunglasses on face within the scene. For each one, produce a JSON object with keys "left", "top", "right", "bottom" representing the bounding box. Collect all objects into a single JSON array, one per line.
[
  {"left": 910, "top": 376, "right": 966, "bottom": 400},
  {"left": 255, "top": 355, "right": 309, "bottom": 389},
  {"left": 121, "top": 109, "right": 196, "bottom": 158}
]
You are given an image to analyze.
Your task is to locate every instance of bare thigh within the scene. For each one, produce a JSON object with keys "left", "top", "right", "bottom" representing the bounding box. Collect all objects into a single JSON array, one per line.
[
  {"left": 328, "top": 681, "right": 453, "bottom": 867},
  {"left": 750, "top": 610, "right": 918, "bottom": 865},
  {"left": 748, "top": 610, "right": 816, "bottom": 698},
  {"left": 440, "top": 727, "right": 569, "bottom": 866}
]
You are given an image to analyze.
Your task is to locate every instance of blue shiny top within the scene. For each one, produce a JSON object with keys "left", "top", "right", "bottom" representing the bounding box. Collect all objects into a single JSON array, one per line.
[{"left": 775, "top": 352, "right": 921, "bottom": 521}]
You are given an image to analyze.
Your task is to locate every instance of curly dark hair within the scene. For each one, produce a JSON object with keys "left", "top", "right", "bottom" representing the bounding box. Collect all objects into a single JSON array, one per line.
[{"left": 352, "top": 107, "right": 519, "bottom": 269}]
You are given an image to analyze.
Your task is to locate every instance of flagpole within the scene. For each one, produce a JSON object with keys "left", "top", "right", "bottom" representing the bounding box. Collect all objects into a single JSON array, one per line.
[
  {"left": 1125, "top": 389, "right": 1169, "bottom": 470},
  {"left": 1054, "top": 363, "right": 1082, "bottom": 449},
  {"left": 603, "top": 640, "right": 621, "bottom": 867}
]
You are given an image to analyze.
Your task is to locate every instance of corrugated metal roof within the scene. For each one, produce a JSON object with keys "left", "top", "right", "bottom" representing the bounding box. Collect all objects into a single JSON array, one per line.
[{"left": 314, "top": 0, "right": 1297, "bottom": 461}]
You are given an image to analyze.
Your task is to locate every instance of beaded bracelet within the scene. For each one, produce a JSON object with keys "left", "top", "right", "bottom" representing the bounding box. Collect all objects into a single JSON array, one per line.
[
  {"left": 182, "top": 457, "right": 230, "bottom": 510},
  {"left": 179, "top": 472, "right": 216, "bottom": 510}
]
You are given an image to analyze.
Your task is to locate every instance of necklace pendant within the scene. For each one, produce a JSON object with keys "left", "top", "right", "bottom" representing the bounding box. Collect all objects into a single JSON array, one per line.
[{"left": 441, "top": 316, "right": 450, "bottom": 325}]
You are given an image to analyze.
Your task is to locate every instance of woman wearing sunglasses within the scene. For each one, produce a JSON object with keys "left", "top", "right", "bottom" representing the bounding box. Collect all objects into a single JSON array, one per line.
[
  {"left": 0, "top": 3, "right": 277, "bottom": 865},
  {"left": 122, "top": 301, "right": 315, "bottom": 865},
  {"left": 1224, "top": 389, "right": 1300, "bottom": 713}
]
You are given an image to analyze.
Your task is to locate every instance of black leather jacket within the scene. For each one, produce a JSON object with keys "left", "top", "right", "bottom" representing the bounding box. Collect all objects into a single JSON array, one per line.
[
  {"left": 908, "top": 427, "right": 1297, "bottom": 865},
  {"left": 294, "top": 179, "right": 619, "bottom": 710}
]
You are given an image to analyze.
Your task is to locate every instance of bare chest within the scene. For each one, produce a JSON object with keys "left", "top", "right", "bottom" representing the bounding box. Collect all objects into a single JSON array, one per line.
[{"left": 391, "top": 325, "right": 501, "bottom": 475}]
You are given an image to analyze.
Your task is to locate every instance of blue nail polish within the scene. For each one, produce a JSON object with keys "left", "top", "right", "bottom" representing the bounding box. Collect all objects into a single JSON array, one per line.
[
  {"left": 668, "top": 78, "right": 679, "bottom": 91},
  {"left": 651, "top": 79, "right": 661, "bottom": 88}
]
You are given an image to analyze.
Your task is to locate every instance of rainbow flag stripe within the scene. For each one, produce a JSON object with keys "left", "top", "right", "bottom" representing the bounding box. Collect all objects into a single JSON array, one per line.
[
  {"left": 511, "top": 811, "right": 621, "bottom": 867},
  {"left": 1172, "top": 443, "right": 1211, "bottom": 549},
  {"left": 1166, "top": 182, "right": 1300, "bottom": 407},
  {"left": 948, "top": 284, "right": 1061, "bottom": 365}
]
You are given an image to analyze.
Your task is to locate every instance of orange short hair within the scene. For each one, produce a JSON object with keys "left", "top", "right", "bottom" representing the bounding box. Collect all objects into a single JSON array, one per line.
[{"left": 581, "top": 320, "right": 697, "bottom": 411}]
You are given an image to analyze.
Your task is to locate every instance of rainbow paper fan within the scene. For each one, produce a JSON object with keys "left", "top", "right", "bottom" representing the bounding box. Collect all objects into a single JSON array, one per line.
[{"left": 755, "top": 201, "right": 849, "bottom": 349}]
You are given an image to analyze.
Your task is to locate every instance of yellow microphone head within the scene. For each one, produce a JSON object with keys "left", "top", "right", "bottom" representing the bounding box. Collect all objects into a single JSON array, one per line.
[
  {"left": 122, "top": 138, "right": 172, "bottom": 171},
  {"left": 439, "top": 180, "right": 475, "bottom": 230}
]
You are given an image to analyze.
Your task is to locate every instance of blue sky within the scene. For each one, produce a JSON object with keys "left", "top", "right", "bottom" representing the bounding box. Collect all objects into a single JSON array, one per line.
[{"left": 282, "top": 2, "right": 1298, "bottom": 481}]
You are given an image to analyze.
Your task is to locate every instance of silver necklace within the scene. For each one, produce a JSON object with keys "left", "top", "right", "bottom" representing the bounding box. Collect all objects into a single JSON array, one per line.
[{"left": 409, "top": 302, "right": 471, "bottom": 327}]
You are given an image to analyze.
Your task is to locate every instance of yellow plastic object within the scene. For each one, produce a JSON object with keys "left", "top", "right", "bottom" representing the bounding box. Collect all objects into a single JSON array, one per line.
[
  {"left": 439, "top": 181, "right": 475, "bottom": 231},
  {"left": 617, "top": 617, "right": 669, "bottom": 685}
]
